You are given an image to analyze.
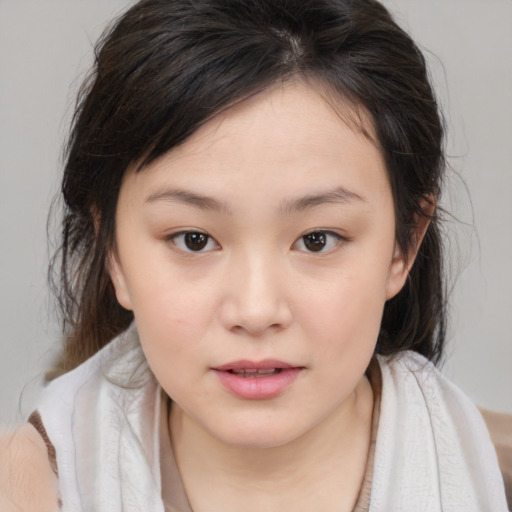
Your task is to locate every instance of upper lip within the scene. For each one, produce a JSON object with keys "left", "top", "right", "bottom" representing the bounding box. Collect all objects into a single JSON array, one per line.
[{"left": 212, "top": 360, "right": 299, "bottom": 371}]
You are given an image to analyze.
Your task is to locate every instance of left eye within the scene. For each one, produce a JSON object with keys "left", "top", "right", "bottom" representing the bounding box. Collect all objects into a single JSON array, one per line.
[
  {"left": 293, "top": 231, "right": 343, "bottom": 253},
  {"left": 169, "top": 231, "right": 220, "bottom": 252}
]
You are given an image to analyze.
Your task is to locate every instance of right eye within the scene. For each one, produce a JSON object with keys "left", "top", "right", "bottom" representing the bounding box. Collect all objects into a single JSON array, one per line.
[{"left": 168, "top": 231, "right": 220, "bottom": 253}]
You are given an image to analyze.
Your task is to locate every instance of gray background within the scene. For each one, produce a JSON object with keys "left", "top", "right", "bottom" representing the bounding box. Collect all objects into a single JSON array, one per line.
[{"left": 1, "top": 0, "right": 511, "bottom": 425}]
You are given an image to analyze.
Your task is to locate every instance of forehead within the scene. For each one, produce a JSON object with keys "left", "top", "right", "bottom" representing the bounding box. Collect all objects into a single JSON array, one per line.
[{"left": 123, "top": 80, "right": 390, "bottom": 208}]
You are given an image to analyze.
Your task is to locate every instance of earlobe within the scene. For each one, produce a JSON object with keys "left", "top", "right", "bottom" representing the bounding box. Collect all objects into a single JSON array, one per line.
[{"left": 106, "top": 252, "right": 133, "bottom": 311}]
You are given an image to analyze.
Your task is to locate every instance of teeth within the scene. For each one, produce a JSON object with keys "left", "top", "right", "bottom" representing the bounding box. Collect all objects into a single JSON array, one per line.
[{"left": 230, "top": 368, "right": 281, "bottom": 377}]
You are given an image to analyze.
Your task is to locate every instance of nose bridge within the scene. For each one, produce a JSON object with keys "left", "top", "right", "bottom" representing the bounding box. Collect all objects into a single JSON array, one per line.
[
  {"left": 221, "top": 246, "right": 291, "bottom": 334},
  {"left": 242, "top": 248, "right": 278, "bottom": 302}
]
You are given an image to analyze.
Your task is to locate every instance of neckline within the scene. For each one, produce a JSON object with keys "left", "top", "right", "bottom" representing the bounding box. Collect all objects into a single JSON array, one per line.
[{"left": 159, "top": 357, "right": 382, "bottom": 512}]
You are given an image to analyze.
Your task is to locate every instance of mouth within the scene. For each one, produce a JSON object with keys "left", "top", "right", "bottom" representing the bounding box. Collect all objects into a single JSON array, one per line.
[
  {"left": 227, "top": 368, "right": 284, "bottom": 378},
  {"left": 212, "top": 359, "right": 299, "bottom": 376},
  {"left": 211, "top": 360, "right": 303, "bottom": 399}
]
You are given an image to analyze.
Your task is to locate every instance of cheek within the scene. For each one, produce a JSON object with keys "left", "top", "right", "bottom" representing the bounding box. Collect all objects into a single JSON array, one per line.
[
  {"left": 134, "top": 283, "right": 216, "bottom": 350},
  {"left": 135, "top": 304, "right": 206, "bottom": 402},
  {"left": 124, "top": 264, "right": 220, "bottom": 391},
  {"left": 122, "top": 240, "right": 216, "bottom": 327},
  {"left": 296, "top": 261, "right": 389, "bottom": 360}
]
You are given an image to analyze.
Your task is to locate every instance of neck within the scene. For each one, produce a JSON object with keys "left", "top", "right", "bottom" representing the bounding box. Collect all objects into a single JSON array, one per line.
[{"left": 168, "top": 376, "right": 373, "bottom": 512}]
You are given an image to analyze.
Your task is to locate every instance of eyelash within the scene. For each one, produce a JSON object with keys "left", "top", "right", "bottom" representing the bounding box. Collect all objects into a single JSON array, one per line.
[
  {"left": 167, "top": 230, "right": 220, "bottom": 253},
  {"left": 166, "top": 229, "right": 347, "bottom": 254},
  {"left": 292, "top": 230, "right": 346, "bottom": 253}
]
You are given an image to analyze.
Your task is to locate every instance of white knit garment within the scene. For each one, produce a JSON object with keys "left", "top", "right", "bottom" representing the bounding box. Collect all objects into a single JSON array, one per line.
[{"left": 36, "top": 324, "right": 507, "bottom": 511}]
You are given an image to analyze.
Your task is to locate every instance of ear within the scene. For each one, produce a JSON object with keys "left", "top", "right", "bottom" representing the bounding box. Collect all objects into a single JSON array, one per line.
[
  {"left": 385, "top": 196, "right": 435, "bottom": 300},
  {"left": 106, "top": 251, "right": 134, "bottom": 311}
]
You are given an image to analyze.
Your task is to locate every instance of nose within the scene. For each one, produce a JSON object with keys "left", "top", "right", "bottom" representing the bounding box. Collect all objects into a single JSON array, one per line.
[{"left": 218, "top": 252, "right": 293, "bottom": 336}]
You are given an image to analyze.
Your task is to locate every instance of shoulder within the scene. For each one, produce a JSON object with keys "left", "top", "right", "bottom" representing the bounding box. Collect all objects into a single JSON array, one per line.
[
  {"left": 374, "top": 351, "right": 509, "bottom": 508},
  {"left": 378, "top": 351, "right": 488, "bottom": 427},
  {"left": 378, "top": 351, "right": 511, "bottom": 507},
  {"left": 378, "top": 350, "right": 470, "bottom": 402},
  {"left": 376, "top": 350, "right": 497, "bottom": 458},
  {"left": 0, "top": 423, "right": 59, "bottom": 512}
]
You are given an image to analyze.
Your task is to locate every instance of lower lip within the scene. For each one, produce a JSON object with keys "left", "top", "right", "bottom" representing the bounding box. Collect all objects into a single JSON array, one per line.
[{"left": 213, "top": 368, "right": 302, "bottom": 399}]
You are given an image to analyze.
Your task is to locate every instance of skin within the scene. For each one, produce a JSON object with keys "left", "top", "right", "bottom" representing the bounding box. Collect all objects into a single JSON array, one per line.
[
  {"left": 4, "top": 78, "right": 511, "bottom": 512},
  {"left": 0, "top": 425, "right": 59, "bottom": 512},
  {"left": 108, "top": 80, "right": 423, "bottom": 511}
]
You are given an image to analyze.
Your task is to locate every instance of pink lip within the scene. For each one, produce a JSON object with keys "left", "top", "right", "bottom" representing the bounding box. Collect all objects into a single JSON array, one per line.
[
  {"left": 212, "top": 360, "right": 303, "bottom": 400},
  {"left": 213, "top": 359, "right": 296, "bottom": 371}
]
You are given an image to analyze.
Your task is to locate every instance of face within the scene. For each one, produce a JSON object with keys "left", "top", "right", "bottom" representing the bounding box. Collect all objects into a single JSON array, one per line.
[{"left": 109, "top": 81, "right": 410, "bottom": 449}]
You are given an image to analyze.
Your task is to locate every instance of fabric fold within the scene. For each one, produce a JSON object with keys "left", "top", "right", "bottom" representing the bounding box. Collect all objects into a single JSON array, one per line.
[
  {"left": 34, "top": 325, "right": 508, "bottom": 511},
  {"left": 370, "top": 352, "right": 507, "bottom": 511}
]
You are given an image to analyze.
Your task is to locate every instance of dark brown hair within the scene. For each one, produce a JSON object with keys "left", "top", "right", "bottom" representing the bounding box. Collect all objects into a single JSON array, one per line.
[{"left": 51, "top": 0, "right": 446, "bottom": 376}]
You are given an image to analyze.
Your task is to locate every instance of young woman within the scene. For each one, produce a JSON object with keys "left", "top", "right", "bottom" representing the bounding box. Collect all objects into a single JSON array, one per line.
[{"left": 0, "top": 0, "right": 508, "bottom": 510}]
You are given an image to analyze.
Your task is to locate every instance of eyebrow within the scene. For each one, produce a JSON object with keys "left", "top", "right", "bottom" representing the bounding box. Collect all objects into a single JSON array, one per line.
[
  {"left": 145, "top": 188, "right": 231, "bottom": 214},
  {"left": 280, "top": 186, "right": 366, "bottom": 214},
  {"left": 145, "top": 185, "right": 365, "bottom": 215}
]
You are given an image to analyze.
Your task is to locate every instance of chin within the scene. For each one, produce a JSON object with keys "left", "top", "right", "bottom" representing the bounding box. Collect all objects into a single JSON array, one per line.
[{"left": 207, "top": 420, "right": 309, "bottom": 450}]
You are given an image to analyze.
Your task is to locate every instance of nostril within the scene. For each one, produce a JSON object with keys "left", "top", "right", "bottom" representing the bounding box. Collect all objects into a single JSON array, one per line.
[{"left": 228, "top": 323, "right": 289, "bottom": 339}]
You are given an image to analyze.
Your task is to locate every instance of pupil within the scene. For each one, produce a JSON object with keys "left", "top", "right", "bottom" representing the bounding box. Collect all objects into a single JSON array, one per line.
[
  {"left": 304, "top": 232, "right": 326, "bottom": 252},
  {"left": 185, "top": 232, "right": 208, "bottom": 251}
]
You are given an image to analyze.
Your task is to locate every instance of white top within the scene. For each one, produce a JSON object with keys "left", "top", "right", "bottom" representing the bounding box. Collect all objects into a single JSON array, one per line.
[{"left": 35, "top": 324, "right": 508, "bottom": 511}]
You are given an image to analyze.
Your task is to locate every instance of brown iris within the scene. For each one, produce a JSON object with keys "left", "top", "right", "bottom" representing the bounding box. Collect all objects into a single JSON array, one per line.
[
  {"left": 184, "top": 232, "right": 209, "bottom": 251},
  {"left": 303, "top": 232, "right": 327, "bottom": 252}
]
